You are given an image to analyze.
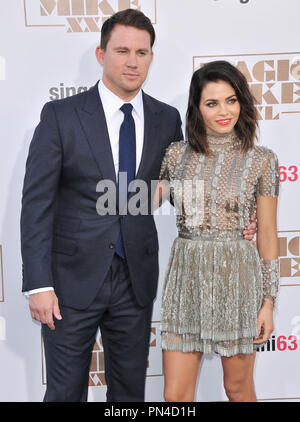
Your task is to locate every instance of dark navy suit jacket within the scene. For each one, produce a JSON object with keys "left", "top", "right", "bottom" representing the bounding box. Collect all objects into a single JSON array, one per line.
[{"left": 21, "top": 83, "right": 182, "bottom": 310}]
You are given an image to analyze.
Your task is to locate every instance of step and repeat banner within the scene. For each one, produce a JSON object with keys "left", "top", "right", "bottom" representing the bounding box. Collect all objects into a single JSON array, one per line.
[{"left": 0, "top": 0, "right": 300, "bottom": 402}]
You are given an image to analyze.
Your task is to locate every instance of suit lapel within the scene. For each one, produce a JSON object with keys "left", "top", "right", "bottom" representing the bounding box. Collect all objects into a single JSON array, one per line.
[
  {"left": 135, "top": 92, "right": 161, "bottom": 181},
  {"left": 77, "top": 86, "right": 162, "bottom": 211},
  {"left": 76, "top": 83, "right": 117, "bottom": 184}
]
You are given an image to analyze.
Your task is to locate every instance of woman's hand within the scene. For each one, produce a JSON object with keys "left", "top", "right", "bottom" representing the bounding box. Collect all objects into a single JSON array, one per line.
[{"left": 253, "top": 299, "right": 274, "bottom": 344}]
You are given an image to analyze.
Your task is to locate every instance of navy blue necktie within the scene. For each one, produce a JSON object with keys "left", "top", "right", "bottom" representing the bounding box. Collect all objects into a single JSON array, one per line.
[{"left": 115, "top": 103, "right": 136, "bottom": 259}]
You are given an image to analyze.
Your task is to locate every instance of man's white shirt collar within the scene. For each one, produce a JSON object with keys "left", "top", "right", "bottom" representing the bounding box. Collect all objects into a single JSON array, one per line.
[{"left": 98, "top": 80, "right": 143, "bottom": 120}]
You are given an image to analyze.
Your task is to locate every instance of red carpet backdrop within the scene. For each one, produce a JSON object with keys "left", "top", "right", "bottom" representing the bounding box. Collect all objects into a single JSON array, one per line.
[{"left": 0, "top": 0, "right": 299, "bottom": 401}]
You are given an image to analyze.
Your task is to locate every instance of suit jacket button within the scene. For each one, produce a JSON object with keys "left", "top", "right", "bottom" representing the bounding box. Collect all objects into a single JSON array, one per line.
[{"left": 109, "top": 243, "right": 115, "bottom": 249}]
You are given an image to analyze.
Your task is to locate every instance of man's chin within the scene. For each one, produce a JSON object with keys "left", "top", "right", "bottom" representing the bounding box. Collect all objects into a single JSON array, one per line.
[
  {"left": 123, "top": 82, "right": 142, "bottom": 92},
  {"left": 120, "top": 85, "right": 143, "bottom": 99}
]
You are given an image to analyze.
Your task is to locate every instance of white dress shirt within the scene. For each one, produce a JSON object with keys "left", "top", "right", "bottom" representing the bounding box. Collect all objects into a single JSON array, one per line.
[
  {"left": 25, "top": 80, "right": 145, "bottom": 296},
  {"left": 98, "top": 80, "right": 144, "bottom": 178}
]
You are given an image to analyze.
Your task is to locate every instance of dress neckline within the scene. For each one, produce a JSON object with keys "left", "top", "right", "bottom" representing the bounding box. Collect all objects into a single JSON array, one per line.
[{"left": 207, "top": 131, "right": 240, "bottom": 153}]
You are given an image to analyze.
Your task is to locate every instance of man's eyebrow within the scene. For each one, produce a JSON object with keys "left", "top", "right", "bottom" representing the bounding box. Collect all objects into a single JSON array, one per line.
[{"left": 113, "top": 46, "right": 150, "bottom": 51}]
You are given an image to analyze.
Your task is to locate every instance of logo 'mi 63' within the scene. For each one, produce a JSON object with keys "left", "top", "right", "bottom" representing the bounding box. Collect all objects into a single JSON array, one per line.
[{"left": 279, "top": 165, "right": 298, "bottom": 182}]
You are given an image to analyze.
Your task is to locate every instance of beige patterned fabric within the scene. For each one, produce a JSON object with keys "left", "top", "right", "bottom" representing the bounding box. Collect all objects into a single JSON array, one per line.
[{"left": 159, "top": 132, "right": 279, "bottom": 356}]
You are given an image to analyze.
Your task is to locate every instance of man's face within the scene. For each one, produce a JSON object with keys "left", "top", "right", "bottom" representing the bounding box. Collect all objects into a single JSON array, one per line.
[{"left": 96, "top": 24, "right": 153, "bottom": 101}]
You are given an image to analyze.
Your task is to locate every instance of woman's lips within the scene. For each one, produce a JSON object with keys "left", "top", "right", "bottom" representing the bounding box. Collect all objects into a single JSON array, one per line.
[{"left": 216, "top": 119, "right": 232, "bottom": 125}]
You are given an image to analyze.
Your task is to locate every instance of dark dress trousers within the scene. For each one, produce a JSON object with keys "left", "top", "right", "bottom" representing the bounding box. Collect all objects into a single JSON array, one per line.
[{"left": 21, "top": 82, "right": 182, "bottom": 401}]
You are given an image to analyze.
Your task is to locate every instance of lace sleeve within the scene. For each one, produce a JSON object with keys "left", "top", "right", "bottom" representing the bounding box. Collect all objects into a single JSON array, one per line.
[
  {"left": 256, "top": 149, "right": 280, "bottom": 304},
  {"left": 261, "top": 258, "right": 280, "bottom": 304},
  {"left": 159, "top": 149, "right": 170, "bottom": 182},
  {"left": 257, "top": 149, "right": 279, "bottom": 197}
]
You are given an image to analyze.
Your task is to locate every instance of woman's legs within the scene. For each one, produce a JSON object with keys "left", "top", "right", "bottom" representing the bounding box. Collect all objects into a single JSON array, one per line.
[
  {"left": 221, "top": 351, "right": 256, "bottom": 402},
  {"left": 163, "top": 350, "right": 203, "bottom": 402}
]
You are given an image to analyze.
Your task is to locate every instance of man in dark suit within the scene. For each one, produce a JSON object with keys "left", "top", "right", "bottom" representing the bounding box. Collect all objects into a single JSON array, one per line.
[{"left": 21, "top": 9, "right": 182, "bottom": 402}]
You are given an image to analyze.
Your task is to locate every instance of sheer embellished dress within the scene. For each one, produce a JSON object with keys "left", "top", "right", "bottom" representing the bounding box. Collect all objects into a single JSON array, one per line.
[{"left": 159, "top": 132, "right": 280, "bottom": 357}]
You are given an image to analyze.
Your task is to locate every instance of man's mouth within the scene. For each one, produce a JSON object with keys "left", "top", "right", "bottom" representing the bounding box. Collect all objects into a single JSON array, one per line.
[{"left": 123, "top": 73, "right": 139, "bottom": 79}]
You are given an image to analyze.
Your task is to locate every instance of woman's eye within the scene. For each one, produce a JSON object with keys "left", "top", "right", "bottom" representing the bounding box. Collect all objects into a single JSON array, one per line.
[
  {"left": 207, "top": 102, "right": 216, "bottom": 107},
  {"left": 228, "top": 98, "right": 237, "bottom": 104}
]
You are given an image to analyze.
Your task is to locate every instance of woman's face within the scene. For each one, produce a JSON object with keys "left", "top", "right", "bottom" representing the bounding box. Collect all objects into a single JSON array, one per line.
[{"left": 199, "top": 80, "right": 241, "bottom": 135}]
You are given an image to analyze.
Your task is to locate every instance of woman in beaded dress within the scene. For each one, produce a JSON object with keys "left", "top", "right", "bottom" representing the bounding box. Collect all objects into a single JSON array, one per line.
[{"left": 157, "top": 61, "right": 280, "bottom": 402}]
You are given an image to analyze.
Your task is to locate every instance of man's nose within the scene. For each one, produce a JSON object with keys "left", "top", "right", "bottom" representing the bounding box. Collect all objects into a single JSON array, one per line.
[{"left": 126, "top": 52, "right": 138, "bottom": 67}]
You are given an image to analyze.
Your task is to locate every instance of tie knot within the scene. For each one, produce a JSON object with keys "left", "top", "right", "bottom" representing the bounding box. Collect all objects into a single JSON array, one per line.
[{"left": 120, "top": 103, "right": 133, "bottom": 115}]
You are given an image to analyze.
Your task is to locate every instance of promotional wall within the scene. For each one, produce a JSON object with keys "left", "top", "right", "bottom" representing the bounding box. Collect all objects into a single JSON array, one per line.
[{"left": 0, "top": 0, "right": 299, "bottom": 402}]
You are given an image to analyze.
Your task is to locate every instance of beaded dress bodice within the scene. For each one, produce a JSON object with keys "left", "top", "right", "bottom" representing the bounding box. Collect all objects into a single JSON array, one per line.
[
  {"left": 159, "top": 133, "right": 280, "bottom": 354},
  {"left": 159, "top": 132, "right": 279, "bottom": 238}
]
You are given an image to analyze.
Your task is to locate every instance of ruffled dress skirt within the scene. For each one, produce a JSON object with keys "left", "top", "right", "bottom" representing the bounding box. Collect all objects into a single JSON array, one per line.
[{"left": 160, "top": 231, "right": 263, "bottom": 357}]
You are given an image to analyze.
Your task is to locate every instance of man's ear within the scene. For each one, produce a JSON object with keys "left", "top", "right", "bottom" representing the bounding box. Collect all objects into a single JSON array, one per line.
[{"left": 95, "top": 46, "right": 105, "bottom": 66}]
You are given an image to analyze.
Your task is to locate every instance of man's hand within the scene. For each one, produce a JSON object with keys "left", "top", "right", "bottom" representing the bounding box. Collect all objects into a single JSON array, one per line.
[
  {"left": 243, "top": 213, "right": 257, "bottom": 244},
  {"left": 29, "top": 291, "right": 62, "bottom": 330}
]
